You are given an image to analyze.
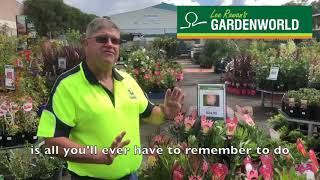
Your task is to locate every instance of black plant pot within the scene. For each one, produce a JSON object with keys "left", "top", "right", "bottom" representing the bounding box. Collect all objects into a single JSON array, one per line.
[
  {"left": 26, "top": 132, "right": 38, "bottom": 144},
  {"left": 53, "top": 169, "right": 63, "bottom": 180},
  {"left": 287, "top": 106, "right": 298, "bottom": 118},
  {"left": 2, "top": 135, "right": 18, "bottom": 147},
  {"left": 15, "top": 133, "right": 26, "bottom": 145},
  {"left": 299, "top": 107, "right": 311, "bottom": 120},
  {"left": 311, "top": 106, "right": 320, "bottom": 122}
]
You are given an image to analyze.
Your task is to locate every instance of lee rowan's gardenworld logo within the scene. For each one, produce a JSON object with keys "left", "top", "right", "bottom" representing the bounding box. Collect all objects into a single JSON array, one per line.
[{"left": 177, "top": 6, "right": 312, "bottom": 39}]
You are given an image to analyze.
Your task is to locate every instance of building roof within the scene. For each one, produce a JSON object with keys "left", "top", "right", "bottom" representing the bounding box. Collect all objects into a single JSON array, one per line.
[{"left": 152, "top": 2, "right": 176, "bottom": 12}]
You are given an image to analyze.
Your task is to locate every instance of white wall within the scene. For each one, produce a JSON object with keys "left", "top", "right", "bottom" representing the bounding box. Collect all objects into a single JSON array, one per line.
[{"left": 110, "top": 7, "right": 176, "bottom": 34}]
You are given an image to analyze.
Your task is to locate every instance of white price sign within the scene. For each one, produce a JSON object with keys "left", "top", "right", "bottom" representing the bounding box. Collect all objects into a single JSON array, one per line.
[{"left": 267, "top": 66, "right": 279, "bottom": 81}]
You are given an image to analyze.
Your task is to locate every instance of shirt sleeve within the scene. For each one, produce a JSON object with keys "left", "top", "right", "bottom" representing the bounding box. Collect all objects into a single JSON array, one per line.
[
  {"left": 128, "top": 75, "right": 155, "bottom": 118},
  {"left": 37, "top": 81, "right": 76, "bottom": 138}
]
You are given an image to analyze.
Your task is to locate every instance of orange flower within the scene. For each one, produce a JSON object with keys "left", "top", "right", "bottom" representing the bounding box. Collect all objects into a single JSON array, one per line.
[{"left": 296, "top": 138, "right": 307, "bottom": 157}]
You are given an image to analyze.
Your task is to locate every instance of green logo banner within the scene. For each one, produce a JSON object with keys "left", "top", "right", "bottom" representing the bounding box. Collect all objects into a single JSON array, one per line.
[{"left": 177, "top": 6, "right": 312, "bottom": 39}]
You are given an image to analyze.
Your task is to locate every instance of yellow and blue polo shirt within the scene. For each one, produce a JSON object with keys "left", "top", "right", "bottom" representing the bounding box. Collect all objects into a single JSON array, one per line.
[{"left": 37, "top": 61, "right": 154, "bottom": 179}]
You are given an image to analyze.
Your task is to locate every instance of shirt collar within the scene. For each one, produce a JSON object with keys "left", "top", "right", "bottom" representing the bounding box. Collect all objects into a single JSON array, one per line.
[{"left": 82, "top": 61, "right": 124, "bottom": 85}]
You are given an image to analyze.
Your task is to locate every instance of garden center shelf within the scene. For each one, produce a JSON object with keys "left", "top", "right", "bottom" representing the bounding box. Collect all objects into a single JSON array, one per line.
[
  {"left": 257, "top": 88, "right": 285, "bottom": 107},
  {"left": 278, "top": 109, "right": 320, "bottom": 138}
]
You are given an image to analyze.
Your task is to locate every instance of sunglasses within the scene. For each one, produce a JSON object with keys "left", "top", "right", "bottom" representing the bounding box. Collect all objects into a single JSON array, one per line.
[{"left": 88, "top": 35, "right": 121, "bottom": 45}]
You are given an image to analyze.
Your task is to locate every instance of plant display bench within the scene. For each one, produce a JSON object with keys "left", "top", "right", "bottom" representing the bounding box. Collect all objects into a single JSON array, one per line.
[
  {"left": 257, "top": 88, "right": 285, "bottom": 107},
  {"left": 278, "top": 109, "right": 320, "bottom": 138}
]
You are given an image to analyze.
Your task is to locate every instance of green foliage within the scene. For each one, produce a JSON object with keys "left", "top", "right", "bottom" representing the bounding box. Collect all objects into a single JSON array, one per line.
[
  {"left": 151, "top": 37, "right": 178, "bottom": 58},
  {"left": 66, "top": 29, "right": 84, "bottom": 46},
  {"left": 250, "top": 40, "right": 309, "bottom": 91},
  {"left": 199, "top": 40, "right": 239, "bottom": 68},
  {"left": 23, "top": 0, "right": 97, "bottom": 37},
  {"left": 126, "top": 48, "right": 182, "bottom": 92}
]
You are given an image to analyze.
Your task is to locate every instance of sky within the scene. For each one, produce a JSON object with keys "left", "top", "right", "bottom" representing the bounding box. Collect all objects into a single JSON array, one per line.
[{"left": 17, "top": 0, "right": 316, "bottom": 16}]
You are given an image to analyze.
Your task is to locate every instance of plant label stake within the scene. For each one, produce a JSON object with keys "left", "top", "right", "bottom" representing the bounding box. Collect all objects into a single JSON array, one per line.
[
  {"left": 58, "top": 57, "right": 67, "bottom": 69},
  {"left": 267, "top": 65, "right": 280, "bottom": 111},
  {"left": 4, "top": 65, "right": 15, "bottom": 90}
]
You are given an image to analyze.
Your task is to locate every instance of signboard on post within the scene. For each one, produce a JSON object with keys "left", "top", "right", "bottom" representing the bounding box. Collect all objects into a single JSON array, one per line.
[
  {"left": 267, "top": 66, "right": 279, "bottom": 80},
  {"left": 197, "top": 84, "right": 226, "bottom": 121},
  {"left": 177, "top": 6, "right": 312, "bottom": 39}
]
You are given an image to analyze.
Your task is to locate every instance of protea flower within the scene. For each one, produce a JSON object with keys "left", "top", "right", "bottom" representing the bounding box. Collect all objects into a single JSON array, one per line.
[
  {"left": 188, "top": 175, "right": 202, "bottom": 180},
  {"left": 184, "top": 116, "right": 196, "bottom": 131},
  {"left": 258, "top": 164, "right": 273, "bottom": 180},
  {"left": 211, "top": 163, "right": 228, "bottom": 180},
  {"left": 243, "top": 156, "right": 253, "bottom": 172},
  {"left": 296, "top": 138, "right": 307, "bottom": 157},
  {"left": 309, "top": 149, "right": 319, "bottom": 173},
  {"left": 174, "top": 112, "right": 184, "bottom": 128},
  {"left": 152, "top": 135, "right": 170, "bottom": 146},
  {"left": 235, "top": 105, "right": 255, "bottom": 126},
  {"left": 226, "top": 117, "right": 238, "bottom": 136},
  {"left": 260, "top": 154, "right": 273, "bottom": 166},
  {"left": 247, "top": 170, "right": 258, "bottom": 180},
  {"left": 202, "top": 160, "right": 209, "bottom": 174},
  {"left": 200, "top": 115, "right": 214, "bottom": 134},
  {"left": 172, "top": 161, "right": 184, "bottom": 180}
]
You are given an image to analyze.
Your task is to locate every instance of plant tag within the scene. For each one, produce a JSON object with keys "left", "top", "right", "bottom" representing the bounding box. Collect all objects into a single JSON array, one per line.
[
  {"left": 33, "top": 136, "right": 37, "bottom": 140},
  {"left": 302, "top": 112, "right": 306, "bottom": 115},
  {"left": 58, "top": 57, "right": 67, "bottom": 69},
  {"left": 5, "top": 65, "right": 15, "bottom": 90},
  {"left": 290, "top": 110, "right": 293, "bottom": 113},
  {"left": 7, "top": 137, "right": 12, "bottom": 140}
]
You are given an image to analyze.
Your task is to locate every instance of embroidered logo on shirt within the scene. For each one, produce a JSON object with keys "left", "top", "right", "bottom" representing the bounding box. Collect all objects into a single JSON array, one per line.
[{"left": 128, "top": 89, "right": 137, "bottom": 99}]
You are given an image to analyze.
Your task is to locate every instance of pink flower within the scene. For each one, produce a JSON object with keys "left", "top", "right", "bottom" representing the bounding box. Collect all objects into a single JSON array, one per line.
[
  {"left": 154, "top": 70, "right": 161, "bottom": 76},
  {"left": 259, "top": 165, "right": 273, "bottom": 180},
  {"left": 200, "top": 115, "right": 214, "bottom": 134},
  {"left": 226, "top": 117, "right": 238, "bottom": 136},
  {"left": 191, "top": 108, "right": 197, "bottom": 120},
  {"left": 296, "top": 138, "right": 307, "bottom": 157},
  {"left": 247, "top": 170, "right": 258, "bottom": 180},
  {"left": 144, "top": 74, "right": 151, "bottom": 79},
  {"left": 188, "top": 175, "right": 202, "bottom": 180},
  {"left": 211, "top": 163, "right": 228, "bottom": 180},
  {"left": 184, "top": 116, "right": 196, "bottom": 131},
  {"left": 309, "top": 149, "right": 319, "bottom": 173},
  {"left": 174, "top": 112, "right": 184, "bottom": 127},
  {"left": 134, "top": 68, "right": 140, "bottom": 75},
  {"left": 172, "top": 161, "right": 184, "bottom": 180},
  {"left": 202, "top": 160, "right": 209, "bottom": 173},
  {"left": 152, "top": 135, "right": 170, "bottom": 145},
  {"left": 260, "top": 154, "right": 273, "bottom": 166},
  {"left": 156, "top": 63, "right": 161, "bottom": 68}
]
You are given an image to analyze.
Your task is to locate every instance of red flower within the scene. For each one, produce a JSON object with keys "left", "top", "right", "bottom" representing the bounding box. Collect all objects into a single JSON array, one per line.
[
  {"left": 172, "top": 161, "right": 184, "bottom": 180},
  {"left": 202, "top": 160, "right": 209, "bottom": 173},
  {"left": 144, "top": 74, "right": 151, "bottom": 79},
  {"left": 260, "top": 154, "right": 273, "bottom": 166},
  {"left": 174, "top": 112, "right": 184, "bottom": 127},
  {"left": 309, "top": 149, "right": 319, "bottom": 173},
  {"left": 296, "top": 138, "right": 307, "bottom": 157},
  {"left": 259, "top": 164, "right": 273, "bottom": 180},
  {"left": 156, "top": 63, "right": 161, "bottom": 68},
  {"left": 154, "top": 70, "right": 161, "bottom": 76},
  {"left": 211, "top": 163, "right": 228, "bottom": 180},
  {"left": 134, "top": 68, "right": 140, "bottom": 75}
]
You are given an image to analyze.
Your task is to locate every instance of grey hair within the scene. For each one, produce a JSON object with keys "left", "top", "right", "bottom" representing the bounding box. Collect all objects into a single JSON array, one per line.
[{"left": 85, "top": 18, "right": 120, "bottom": 37}]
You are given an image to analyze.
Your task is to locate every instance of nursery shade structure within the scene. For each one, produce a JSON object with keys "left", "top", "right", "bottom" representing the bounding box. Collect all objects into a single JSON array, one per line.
[{"left": 37, "top": 62, "right": 155, "bottom": 179}]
